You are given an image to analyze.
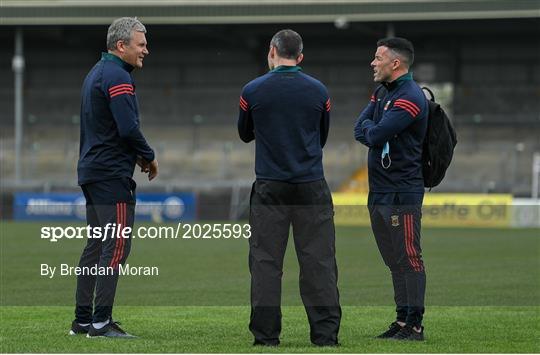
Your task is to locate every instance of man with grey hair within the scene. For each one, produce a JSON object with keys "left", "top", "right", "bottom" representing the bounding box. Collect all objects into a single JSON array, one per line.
[
  {"left": 71, "top": 17, "right": 158, "bottom": 338},
  {"left": 238, "top": 29, "right": 341, "bottom": 346}
]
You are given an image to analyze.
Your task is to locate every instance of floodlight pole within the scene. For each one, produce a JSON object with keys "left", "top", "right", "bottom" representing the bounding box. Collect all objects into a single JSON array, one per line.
[
  {"left": 12, "top": 27, "right": 25, "bottom": 184},
  {"left": 386, "top": 23, "right": 395, "bottom": 38},
  {"left": 532, "top": 153, "right": 540, "bottom": 200}
]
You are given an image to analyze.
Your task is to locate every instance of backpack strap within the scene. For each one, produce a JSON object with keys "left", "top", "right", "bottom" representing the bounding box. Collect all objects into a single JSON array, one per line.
[
  {"left": 422, "top": 86, "right": 435, "bottom": 102},
  {"left": 421, "top": 86, "right": 434, "bottom": 190}
]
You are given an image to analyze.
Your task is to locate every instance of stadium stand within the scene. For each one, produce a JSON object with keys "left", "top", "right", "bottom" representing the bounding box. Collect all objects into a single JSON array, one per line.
[{"left": 1, "top": 18, "right": 539, "bottom": 196}]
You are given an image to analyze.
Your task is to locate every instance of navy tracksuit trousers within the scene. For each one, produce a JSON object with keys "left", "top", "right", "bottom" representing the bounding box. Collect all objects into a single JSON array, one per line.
[
  {"left": 74, "top": 177, "right": 135, "bottom": 324},
  {"left": 368, "top": 192, "right": 426, "bottom": 328}
]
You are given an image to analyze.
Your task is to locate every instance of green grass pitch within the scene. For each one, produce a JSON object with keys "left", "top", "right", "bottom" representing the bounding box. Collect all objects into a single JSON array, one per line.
[{"left": 1, "top": 221, "right": 539, "bottom": 353}]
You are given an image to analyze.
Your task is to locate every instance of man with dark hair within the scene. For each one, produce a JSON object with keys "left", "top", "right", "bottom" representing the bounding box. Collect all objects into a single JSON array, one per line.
[
  {"left": 238, "top": 29, "right": 341, "bottom": 347},
  {"left": 376, "top": 37, "right": 414, "bottom": 67},
  {"left": 70, "top": 17, "right": 158, "bottom": 338},
  {"left": 354, "top": 37, "right": 428, "bottom": 341}
]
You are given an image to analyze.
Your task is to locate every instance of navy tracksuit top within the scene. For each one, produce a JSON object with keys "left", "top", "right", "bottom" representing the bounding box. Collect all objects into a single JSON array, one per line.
[
  {"left": 354, "top": 73, "right": 428, "bottom": 193},
  {"left": 77, "top": 53, "right": 155, "bottom": 185},
  {"left": 238, "top": 65, "right": 330, "bottom": 183}
]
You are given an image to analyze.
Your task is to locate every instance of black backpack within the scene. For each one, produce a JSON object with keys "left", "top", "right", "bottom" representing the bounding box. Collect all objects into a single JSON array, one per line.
[
  {"left": 421, "top": 87, "right": 457, "bottom": 189},
  {"left": 372, "top": 84, "right": 457, "bottom": 189}
]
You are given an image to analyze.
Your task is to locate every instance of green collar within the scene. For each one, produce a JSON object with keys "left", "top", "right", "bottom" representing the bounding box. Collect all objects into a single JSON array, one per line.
[
  {"left": 270, "top": 65, "right": 303, "bottom": 73},
  {"left": 395, "top": 72, "right": 413, "bottom": 84},
  {"left": 384, "top": 72, "right": 413, "bottom": 90},
  {"left": 101, "top": 52, "right": 134, "bottom": 73}
]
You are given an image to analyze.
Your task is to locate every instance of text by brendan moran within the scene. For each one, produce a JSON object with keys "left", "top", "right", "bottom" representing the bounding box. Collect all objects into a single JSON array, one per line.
[{"left": 40, "top": 264, "right": 159, "bottom": 278}]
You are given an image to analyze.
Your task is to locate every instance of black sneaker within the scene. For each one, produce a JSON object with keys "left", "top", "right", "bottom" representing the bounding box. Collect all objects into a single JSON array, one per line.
[
  {"left": 87, "top": 321, "right": 137, "bottom": 338},
  {"left": 392, "top": 325, "right": 424, "bottom": 341},
  {"left": 376, "top": 322, "right": 404, "bottom": 339},
  {"left": 69, "top": 320, "right": 90, "bottom": 335}
]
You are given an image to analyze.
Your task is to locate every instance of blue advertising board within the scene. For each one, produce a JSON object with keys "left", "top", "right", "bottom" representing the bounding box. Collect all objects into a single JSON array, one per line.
[{"left": 13, "top": 192, "right": 197, "bottom": 221}]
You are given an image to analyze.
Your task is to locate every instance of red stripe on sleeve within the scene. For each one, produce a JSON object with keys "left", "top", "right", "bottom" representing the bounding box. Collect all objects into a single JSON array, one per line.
[
  {"left": 395, "top": 99, "right": 420, "bottom": 114},
  {"left": 109, "top": 84, "right": 133, "bottom": 93},
  {"left": 109, "top": 87, "right": 134, "bottom": 96},
  {"left": 396, "top": 99, "right": 420, "bottom": 111},
  {"left": 395, "top": 102, "right": 419, "bottom": 117},
  {"left": 239, "top": 96, "right": 248, "bottom": 111},
  {"left": 394, "top": 103, "right": 418, "bottom": 118},
  {"left": 395, "top": 100, "right": 419, "bottom": 114},
  {"left": 110, "top": 91, "right": 135, "bottom": 98}
]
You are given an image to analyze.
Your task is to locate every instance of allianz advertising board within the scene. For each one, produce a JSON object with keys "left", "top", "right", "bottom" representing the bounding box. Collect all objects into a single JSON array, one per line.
[{"left": 13, "top": 193, "right": 196, "bottom": 221}]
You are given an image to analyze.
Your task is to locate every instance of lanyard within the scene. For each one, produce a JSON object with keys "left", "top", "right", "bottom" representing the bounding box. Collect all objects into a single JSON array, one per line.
[{"left": 381, "top": 142, "right": 391, "bottom": 169}]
